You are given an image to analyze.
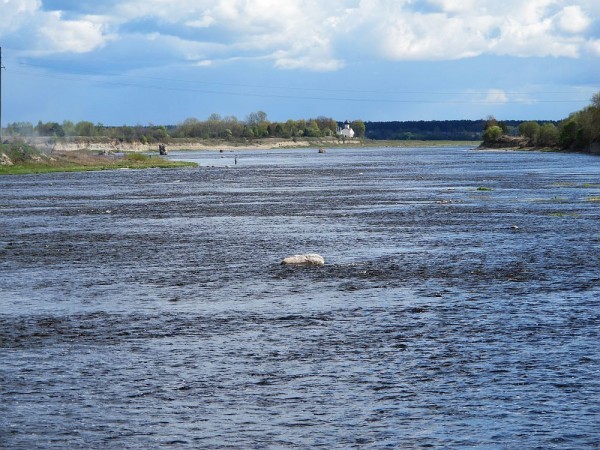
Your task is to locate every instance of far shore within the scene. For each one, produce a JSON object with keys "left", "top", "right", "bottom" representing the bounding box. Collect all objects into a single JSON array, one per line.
[{"left": 19, "top": 136, "right": 482, "bottom": 153}]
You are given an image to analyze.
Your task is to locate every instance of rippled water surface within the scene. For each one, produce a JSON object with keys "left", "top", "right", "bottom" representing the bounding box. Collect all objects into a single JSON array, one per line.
[{"left": 1, "top": 146, "right": 599, "bottom": 448}]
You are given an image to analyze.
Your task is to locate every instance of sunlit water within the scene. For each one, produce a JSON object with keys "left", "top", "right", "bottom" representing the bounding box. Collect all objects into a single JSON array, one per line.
[{"left": 1, "top": 146, "right": 599, "bottom": 448}]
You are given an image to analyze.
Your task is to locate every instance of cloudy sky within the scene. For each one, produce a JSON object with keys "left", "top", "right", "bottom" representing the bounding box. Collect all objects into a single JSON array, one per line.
[{"left": 1, "top": 0, "right": 599, "bottom": 125}]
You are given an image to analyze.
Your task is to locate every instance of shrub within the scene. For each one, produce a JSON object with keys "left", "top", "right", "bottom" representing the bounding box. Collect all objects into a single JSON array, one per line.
[{"left": 483, "top": 125, "right": 502, "bottom": 143}]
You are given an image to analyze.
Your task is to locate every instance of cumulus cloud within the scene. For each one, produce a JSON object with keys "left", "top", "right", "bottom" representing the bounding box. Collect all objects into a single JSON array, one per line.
[
  {"left": 0, "top": 1, "right": 113, "bottom": 54},
  {"left": 365, "top": 0, "right": 597, "bottom": 60},
  {"left": 0, "top": 0, "right": 40, "bottom": 35},
  {"left": 2, "top": 0, "right": 599, "bottom": 70},
  {"left": 37, "top": 12, "right": 111, "bottom": 54},
  {"left": 555, "top": 5, "right": 591, "bottom": 33}
]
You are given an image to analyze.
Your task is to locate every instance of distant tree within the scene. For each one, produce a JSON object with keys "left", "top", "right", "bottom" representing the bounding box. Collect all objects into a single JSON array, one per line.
[
  {"left": 537, "top": 123, "right": 559, "bottom": 147},
  {"left": 518, "top": 121, "right": 540, "bottom": 143},
  {"left": 484, "top": 115, "right": 498, "bottom": 130},
  {"left": 75, "top": 121, "right": 97, "bottom": 137},
  {"left": 351, "top": 119, "right": 366, "bottom": 138},
  {"left": 36, "top": 121, "right": 65, "bottom": 137},
  {"left": 243, "top": 126, "right": 254, "bottom": 138},
  {"left": 315, "top": 116, "right": 337, "bottom": 136},
  {"left": 62, "top": 120, "right": 76, "bottom": 136},
  {"left": 483, "top": 125, "right": 502, "bottom": 143},
  {"left": 175, "top": 117, "right": 202, "bottom": 138},
  {"left": 283, "top": 119, "right": 297, "bottom": 137},
  {"left": 558, "top": 116, "right": 579, "bottom": 149},
  {"left": 592, "top": 91, "right": 600, "bottom": 109},
  {"left": 6, "top": 122, "right": 34, "bottom": 137},
  {"left": 305, "top": 120, "right": 321, "bottom": 137},
  {"left": 246, "top": 111, "right": 268, "bottom": 126},
  {"left": 152, "top": 126, "right": 169, "bottom": 141}
]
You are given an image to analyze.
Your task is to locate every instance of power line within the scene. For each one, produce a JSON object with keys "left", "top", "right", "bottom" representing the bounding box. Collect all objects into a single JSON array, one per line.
[
  {"left": 15, "top": 61, "right": 595, "bottom": 98},
  {"left": 9, "top": 67, "right": 594, "bottom": 105}
]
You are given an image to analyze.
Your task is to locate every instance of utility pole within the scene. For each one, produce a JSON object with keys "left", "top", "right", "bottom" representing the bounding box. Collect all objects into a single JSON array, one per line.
[{"left": 0, "top": 47, "right": 4, "bottom": 142}]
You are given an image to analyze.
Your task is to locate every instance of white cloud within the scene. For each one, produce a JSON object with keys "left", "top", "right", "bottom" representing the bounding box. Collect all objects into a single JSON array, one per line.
[
  {"left": 37, "top": 12, "right": 111, "bottom": 54},
  {"left": 586, "top": 39, "right": 600, "bottom": 56},
  {"left": 0, "top": 0, "right": 40, "bottom": 35},
  {"left": 185, "top": 16, "right": 215, "bottom": 28},
  {"left": 555, "top": 5, "right": 591, "bottom": 33},
  {"left": 485, "top": 89, "right": 509, "bottom": 103},
  {"left": 2, "top": 0, "right": 599, "bottom": 69},
  {"left": 367, "top": 0, "right": 596, "bottom": 60}
]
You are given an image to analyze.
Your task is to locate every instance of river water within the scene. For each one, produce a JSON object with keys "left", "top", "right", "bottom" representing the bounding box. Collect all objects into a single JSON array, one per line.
[{"left": 1, "top": 146, "right": 599, "bottom": 448}]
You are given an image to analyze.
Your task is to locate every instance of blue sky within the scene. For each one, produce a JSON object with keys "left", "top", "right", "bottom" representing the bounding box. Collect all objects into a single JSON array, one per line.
[{"left": 1, "top": 0, "right": 599, "bottom": 126}]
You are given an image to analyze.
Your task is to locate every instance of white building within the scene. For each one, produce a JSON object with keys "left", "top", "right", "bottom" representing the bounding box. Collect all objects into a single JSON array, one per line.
[{"left": 337, "top": 120, "right": 355, "bottom": 138}]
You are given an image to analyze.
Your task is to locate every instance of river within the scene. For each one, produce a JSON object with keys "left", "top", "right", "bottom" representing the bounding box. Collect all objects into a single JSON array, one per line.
[{"left": 1, "top": 146, "right": 599, "bottom": 448}]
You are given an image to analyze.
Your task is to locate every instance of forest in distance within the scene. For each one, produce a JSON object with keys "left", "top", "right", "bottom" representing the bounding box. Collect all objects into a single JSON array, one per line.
[
  {"left": 3, "top": 91, "right": 599, "bottom": 153},
  {"left": 4, "top": 117, "right": 543, "bottom": 142}
]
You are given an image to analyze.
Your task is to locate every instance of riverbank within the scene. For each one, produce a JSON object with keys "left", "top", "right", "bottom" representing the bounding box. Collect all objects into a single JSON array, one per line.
[
  {"left": 477, "top": 135, "right": 600, "bottom": 154},
  {"left": 20, "top": 136, "right": 481, "bottom": 153},
  {"left": 0, "top": 143, "right": 197, "bottom": 175},
  {"left": 1, "top": 139, "right": 481, "bottom": 175}
]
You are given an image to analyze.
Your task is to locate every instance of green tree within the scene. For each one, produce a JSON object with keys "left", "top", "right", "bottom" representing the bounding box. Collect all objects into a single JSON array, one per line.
[
  {"left": 152, "top": 126, "right": 169, "bottom": 141},
  {"left": 484, "top": 115, "right": 498, "bottom": 130},
  {"left": 351, "top": 119, "right": 366, "bottom": 138},
  {"left": 62, "top": 120, "right": 76, "bottom": 136},
  {"left": 305, "top": 120, "right": 321, "bottom": 137},
  {"left": 36, "top": 121, "right": 65, "bottom": 137},
  {"left": 75, "top": 121, "right": 97, "bottom": 137},
  {"left": 222, "top": 128, "right": 233, "bottom": 140},
  {"left": 518, "top": 121, "right": 540, "bottom": 143},
  {"left": 483, "top": 125, "right": 502, "bottom": 143},
  {"left": 558, "top": 116, "right": 579, "bottom": 149},
  {"left": 537, "top": 123, "right": 559, "bottom": 146}
]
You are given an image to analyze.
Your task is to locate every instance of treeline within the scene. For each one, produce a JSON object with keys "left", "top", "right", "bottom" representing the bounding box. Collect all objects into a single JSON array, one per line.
[
  {"left": 483, "top": 92, "right": 600, "bottom": 152},
  {"left": 5, "top": 120, "right": 170, "bottom": 144},
  {"left": 6, "top": 94, "right": 598, "bottom": 152},
  {"left": 4, "top": 112, "right": 366, "bottom": 142},
  {"left": 365, "top": 119, "right": 528, "bottom": 141}
]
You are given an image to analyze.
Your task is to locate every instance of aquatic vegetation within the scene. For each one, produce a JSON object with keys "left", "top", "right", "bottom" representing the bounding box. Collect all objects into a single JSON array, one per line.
[{"left": 547, "top": 211, "right": 580, "bottom": 218}]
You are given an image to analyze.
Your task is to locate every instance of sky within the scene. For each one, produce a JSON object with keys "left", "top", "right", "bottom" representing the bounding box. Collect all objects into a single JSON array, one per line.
[{"left": 0, "top": 0, "right": 599, "bottom": 126}]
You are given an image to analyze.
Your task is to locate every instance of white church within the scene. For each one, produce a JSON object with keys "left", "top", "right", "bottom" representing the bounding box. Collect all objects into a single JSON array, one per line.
[{"left": 337, "top": 120, "right": 355, "bottom": 138}]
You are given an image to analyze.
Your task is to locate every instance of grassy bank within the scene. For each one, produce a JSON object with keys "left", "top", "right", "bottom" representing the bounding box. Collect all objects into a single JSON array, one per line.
[{"left": 0, "top": 143, "right": 197, "bottom": 176}]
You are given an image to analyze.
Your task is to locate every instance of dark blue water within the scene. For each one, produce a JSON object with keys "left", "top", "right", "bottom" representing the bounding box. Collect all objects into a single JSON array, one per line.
[{"left": 1, "top": 146, "right": 599, "bottom": 448}]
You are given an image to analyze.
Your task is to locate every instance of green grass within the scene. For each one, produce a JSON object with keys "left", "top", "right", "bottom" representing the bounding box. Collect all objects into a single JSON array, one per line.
[
  {"left": 1, "top": 144, "right": 196, "bottom": 175},
  {"left": 476, "top": 187, "right": 493, "bottom": 191}
]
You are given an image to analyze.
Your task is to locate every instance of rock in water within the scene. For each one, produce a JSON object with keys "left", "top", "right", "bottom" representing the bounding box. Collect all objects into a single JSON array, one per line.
[{"left": 281, "top": 253, "right": 325, "bottom": 266}]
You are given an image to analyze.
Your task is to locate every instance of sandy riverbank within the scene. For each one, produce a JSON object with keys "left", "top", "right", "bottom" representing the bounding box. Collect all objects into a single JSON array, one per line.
[
  {"left": 20, "top": 136, "right": 482, "bottom": 153},
  {"left": 24, "top": 136, "right": 363, "bottom": 153}
]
